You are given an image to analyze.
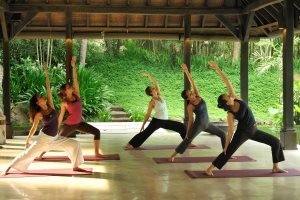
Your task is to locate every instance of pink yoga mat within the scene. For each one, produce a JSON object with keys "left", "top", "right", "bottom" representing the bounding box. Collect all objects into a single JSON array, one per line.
[
  {"left": 125, "top": 144, "right": 210, "bottom": 150},
  {"left": 0, "top": 168, "right": 93, "bottom": 178},
  {"left": 34, "top": 154, "right": 120, "bottom": 162},
  {"left": 184, "top": 168, "right": 300, "bottom": 178},
  {"left": 153, "top": 156, "right": 256, "bottom": 164}
]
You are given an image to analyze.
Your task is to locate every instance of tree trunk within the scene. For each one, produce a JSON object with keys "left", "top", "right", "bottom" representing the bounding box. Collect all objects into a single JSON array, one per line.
[
  {"left": 80, "top": 39, "right": 88, "bottom": 66},
  {"left": 232, "top": 41, "right": 240, "bottom": 62}
]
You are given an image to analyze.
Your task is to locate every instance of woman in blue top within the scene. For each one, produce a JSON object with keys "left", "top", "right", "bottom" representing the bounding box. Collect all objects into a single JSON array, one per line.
[
  {"left": 1, "top": 64, "right": 84, "bottom": 175},
  {"left": 205, "top": 61, "right": 286, "bottom": 176},
  {"left": 170, "top": 64, "right": 226, "bottom": 161}
]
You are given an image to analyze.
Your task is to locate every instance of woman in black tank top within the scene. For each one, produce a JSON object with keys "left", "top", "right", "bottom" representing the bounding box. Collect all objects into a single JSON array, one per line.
[{"left": 205, "top": 61, "right": 286, "bottom": 176}]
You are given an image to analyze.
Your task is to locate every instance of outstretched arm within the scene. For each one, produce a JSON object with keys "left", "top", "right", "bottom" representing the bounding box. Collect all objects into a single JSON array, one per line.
[
  {"left": 71, "top": 56, "right": 80, "bottom": 97},
  {"left": 25, "top": 113, "right": 42, "bottom": 149},
  {"left": 141, "top": 72, "right": 160, "bottom": 95},
  {"left": 139, "top": 100, "right": 154, "bottom": 132},
  {"left": 208, "top": 61, "right": 236, "bottom": 98},
  {"left": 181, "top": 64, "right": 200, "bottom": 97},
  {"left": 223, "top": 112, "right": 235, "bottom": 155},
  {"left": 43, "top": 64, "right": 54, "bottom": 109}
]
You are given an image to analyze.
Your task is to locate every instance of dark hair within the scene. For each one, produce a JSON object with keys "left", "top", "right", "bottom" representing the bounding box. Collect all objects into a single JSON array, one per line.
[
  {"left": 145, "top": 86, "right": 152, "bottom": 96},
  {"left": 29, "top": 94, "right": 41, "bottom": 122},
  {"left": 58, "top": 84, "right": 67, "bottom": 101},
  {"left": 217, "top": 94, "right": 231, "bottom": 111},
  {"left": 181, "top": 89, "right": 190, "bottom": 104}
]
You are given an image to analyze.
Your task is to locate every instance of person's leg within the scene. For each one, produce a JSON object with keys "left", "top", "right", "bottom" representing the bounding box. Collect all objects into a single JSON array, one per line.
[
  {"left": 251, "top": 129, "right": 287, "bottom": 173},
  {"left": 1, "top": 132, "right": 52, "bottom": 175},
  {"left": 127, "top": 119, "right": 160, "bottom": 148},
  {"left": 204, "top": 123, "right": 226, "bottom": 149},
  {"left": 60, "top": 124, "right": 79, "bottom": 137},
  {"left": 76, "top": 122, "right": 102, "bottom": 157},
  {"left": 206, "top": 129, "right": 249, "bottom": 176},
  {"left": 160, "top": 119, "right": 186, "bottom": 139}
]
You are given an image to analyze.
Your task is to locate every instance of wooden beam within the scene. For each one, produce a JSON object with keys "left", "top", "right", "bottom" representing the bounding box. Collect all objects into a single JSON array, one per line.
[
  {"left": 107, "top": 14, "right": 110, "bottom": 27},
  {"left": 144, "top": 15, "right": 148, "bottom": 28},
  {"left": 9, "top": 4, "right": 241, "bottom": 15},
  {"left": 47, "top": 13, "right": 51, "bottom": 27},
  {"left": 242, "top": 0, "right": 284, "bottom": 13},
  {"left": 126, "top": 15, "right": 129, "bottom": 28},
  {"left": 215, "top": 15, "right": 239, "bottom": 39},
  {"left": 242, "top": 11, "right": 254, "bottom": 42},
  {"left": 164, "top": 15, "right": 168, "bottom": 28},
  {"left": 10, "top": 10, "right": 38, "bottom": 39},
  {"left": 0, "top": 11, "right": 8, "bottom": 41},
  {"left": 201, "top": 15, "right": 206, "bottom": 27}
]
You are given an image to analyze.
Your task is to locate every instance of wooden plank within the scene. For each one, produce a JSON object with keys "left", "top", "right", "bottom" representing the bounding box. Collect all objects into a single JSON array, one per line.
[
  {"left": 9, "top": 5, "right": 241, "bottom": 15},
  {"left": 242, "top": 0, "right": 284, "bottom": 13},
  {"left": 0, "top": 11, "right": 8, "bottom": 41},
  {"left": 242, "top": 11, "right": 254, "bottom": 42},
  {"left": 10, "top": 10, "right": 38, "bottom": 39},
  {"left": 215, "top": 15, "right": 239, "bottom": 39}
]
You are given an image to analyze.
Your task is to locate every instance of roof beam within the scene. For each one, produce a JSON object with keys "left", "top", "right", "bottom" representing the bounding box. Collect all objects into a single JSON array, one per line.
[
  {"left": 242, "top": 0, "right": 284, "bottom": 13},
  {"left": 9, "top": 4, "right": 241, "bottom": 15},
  {"left": 0, "top": 0, "right": 8, "bottom": 11},
  {"left": 10, "top": 10, "right": 38, "bottom": 39},
  {"left": 215, "top": 15, "right": 239, "bottom": 39},
  {"left": 0, "top": 11, "right": 8, "bottom": 41},
  {"left": 241, "top": 11, "right": 254, "bottom": 42}
]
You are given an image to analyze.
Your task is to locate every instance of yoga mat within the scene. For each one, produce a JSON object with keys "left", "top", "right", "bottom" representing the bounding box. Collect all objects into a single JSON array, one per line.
[
  {"left": 125, "top": 144, "right": 210, "bottom": 150},
  {"left": 184, "top": 168, "right": 300, "bottom": 179},
  {"left": 0, "top": 168, "right": 93, "bottom": 178},
  {"left": 153, "top": 156, "right": 256, "bottom": 164},
  {"left": 34, "top": 154, "right": 120, "bottom": 162}
]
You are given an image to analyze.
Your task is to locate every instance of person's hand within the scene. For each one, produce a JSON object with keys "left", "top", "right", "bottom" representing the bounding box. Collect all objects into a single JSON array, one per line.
[
  {"left": 223, "top": 146, "right": 228, "bottom": 155},
  {"left": 208, "top": 61, "right": 219, "bottom": 70},
  {"left": 71, "top": 56, "right": 76, "bottom": 68},
  {"left": 181, "top": 64, "right": 188, "bottom": 72},
  {"left": 140, "top": 72, "right": 150, "bottom": 78},
  {"left": 140, "top": 125, "right": 145, "bottom": 132},
  {"left": 25, "top": 141, "right": 30, "bottom": 149}
]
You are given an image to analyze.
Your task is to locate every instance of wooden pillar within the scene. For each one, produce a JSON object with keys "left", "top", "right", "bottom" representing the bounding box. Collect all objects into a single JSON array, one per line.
[
  {"left": 240, "top": 42, "right": 249, "bottom": 103},
  {"left": 280, "top": 0, "right": 297, "bottom": 149},
  {"left": 66, "top": 9, "right": 73, "bottom": 84},
  {"left": 2, "top": 40, "right": 13, "bottom": 139},
  {"left": 183, "top": 14, "right": 191, "bottom": 125}
]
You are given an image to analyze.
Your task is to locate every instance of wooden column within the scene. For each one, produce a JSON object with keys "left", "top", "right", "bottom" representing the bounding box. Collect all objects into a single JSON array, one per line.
[
  {"left": 280, "top": 0, "right": 297, "bottom": 149},
  {"left": 183, "top": 14, "right": 191, "bottom": 125},
  {"left": 66, "top": 9, "right": 73, "bottom": 84},
  {"left": 3, "top": 40, "right": 13, "bottom": 139},
  {"left": 240, "top": 42, "right": 249, "bottom": 103}
]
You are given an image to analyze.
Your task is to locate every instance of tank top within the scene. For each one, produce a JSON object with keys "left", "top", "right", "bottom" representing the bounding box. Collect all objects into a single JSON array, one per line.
[
  {"left": 192, "top": 98, "right": 209, "bottom": 122},
  {"left": 229, "top": 99, "right": 256, "bottom": 130},
  {"left": 41, "top": 109, "right": 58, "bottom": 137},
  {"left": 65, "top": 94, "right": 82, "bottom": 125},
  {"left": 153, "top": 97, "right": 168, "bottom": 120}
]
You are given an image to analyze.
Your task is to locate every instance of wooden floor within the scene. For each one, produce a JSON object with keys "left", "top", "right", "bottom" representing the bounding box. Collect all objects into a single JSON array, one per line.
[{"left": 0, "top": 126, "right": 300, "bottom": 200}]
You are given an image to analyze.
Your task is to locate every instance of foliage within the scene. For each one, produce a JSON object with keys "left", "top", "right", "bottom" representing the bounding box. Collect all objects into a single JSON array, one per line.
[{"left": 129, "top": 109, "right": 146, "bottom": 122}]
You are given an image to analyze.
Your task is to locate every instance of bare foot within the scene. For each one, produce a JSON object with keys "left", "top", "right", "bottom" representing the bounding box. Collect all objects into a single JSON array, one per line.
[
  {"left": 188, "top": 144, "right": 197, "bottom": 147},
  {"left": 168, "top": 156, "right": 175, "bottom": 162},
  {"left": 95, "top": 153, "right": 103, "bottom": 158},
  {"left": 204, "top": 170, "right": 214, "bottom": 176},
  {"left": 35, "top": 156, "right": 44, "bottom": 161},
  {"left": 73, "top": 167, "right": 89, "bottom": 172},
  {"left": 124, "top": 144, "right": 134, "bottom": 150},
  {"left": 230, "top": 156, "right": 237, "bottom": 160},
  {"left": 1, "top": 168, "right": 10, "bottom": 176},
  {"left": 272, "top": 168, "right": 288, "bottom": 173}
]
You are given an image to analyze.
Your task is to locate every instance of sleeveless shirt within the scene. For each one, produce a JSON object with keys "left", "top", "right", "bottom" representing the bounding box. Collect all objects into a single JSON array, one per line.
[
  {"left": 153, "top": 97, "right": 168, "bottom": 120},
  {"left": 65, "top": 94, "right": 83, "bottom": 125},
  {"left": 41, "top": 109, "right": 58, "bottom": 137}
]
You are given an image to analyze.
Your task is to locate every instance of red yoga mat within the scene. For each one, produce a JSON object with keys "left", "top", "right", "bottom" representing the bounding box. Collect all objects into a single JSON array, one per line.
[
  {"left": 153, "top": 156, "right": 256, "bottom": 164},
  {"left": 124, "top": 144, "right": 210, "bottom": 150},
  {"left": 184, "top": 168, "right": 300, "bottom": 178},
  {"left": 34, "top": 154, "right": 120, "bottom": 162},
  {"left": 0, "top": 168, "right": 93, "bottom": 178}
]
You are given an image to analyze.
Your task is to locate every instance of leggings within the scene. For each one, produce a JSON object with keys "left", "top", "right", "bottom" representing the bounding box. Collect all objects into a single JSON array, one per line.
[
  {"left": 60, "top": 122, "right": 100, "bottom": 140},
  {"left": 212, "top": 126, "right": 285, "bottom": 169},
  {"left": 175, "top": 119, "right": 226, "bottom": 154},
  {"left": 128, "top": 118, "right": 186, "bottom": 148}
]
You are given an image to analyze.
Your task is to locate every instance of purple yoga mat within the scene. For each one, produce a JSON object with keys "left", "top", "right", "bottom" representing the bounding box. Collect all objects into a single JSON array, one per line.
[
  {"left": 0, "top": 168, "right": 93, "bottom": 178},
  {"left": 153, "top": 156, "right": 256, "bottom": 164},
  {"left": 34, "top": 154, "right": 120, "bottom": 162},
  {"left": 125, "top": 144, "right": 210, "bottom": 150},
  {"left": 184, "top": 168, "right": 300, "bottom": 178}
]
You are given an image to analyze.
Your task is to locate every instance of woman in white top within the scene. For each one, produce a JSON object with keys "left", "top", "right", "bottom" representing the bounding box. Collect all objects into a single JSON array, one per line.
[{"left": 125, "top": 73, "right": 186, "bottom": 149}]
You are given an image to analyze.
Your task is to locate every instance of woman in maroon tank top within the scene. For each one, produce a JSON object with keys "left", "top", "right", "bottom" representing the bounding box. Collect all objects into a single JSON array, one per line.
[{"left": 57, "top": 56, "right": 102, "bottom": 157}]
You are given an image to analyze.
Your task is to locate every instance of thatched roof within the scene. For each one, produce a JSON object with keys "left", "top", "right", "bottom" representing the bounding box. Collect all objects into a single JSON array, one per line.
[{"left": 0, "top": 0, "right": 299, "bottom": 40}]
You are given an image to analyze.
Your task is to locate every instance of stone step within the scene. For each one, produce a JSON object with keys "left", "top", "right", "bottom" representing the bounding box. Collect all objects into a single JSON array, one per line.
[
  {"left": 110, "top": 105, "right": 124, "bottom": 112},
  {"left": 111, "top": 111, "right": 131, "bottom": 118},
  {"left": 111, "top": 117, "right": 131, "bottom": 122}
]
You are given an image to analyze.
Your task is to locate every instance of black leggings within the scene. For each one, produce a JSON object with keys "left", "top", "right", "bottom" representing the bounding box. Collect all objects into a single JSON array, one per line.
[
  {"left": 175, "top": 121, "right": 226, "bottom": 154},
  {"left": 60, "top": 122, "right": 101, "bottom": 140},
  {"left": 128, "top": 118, "right": 186, "bottom": 148},
  {"left": 212, "top": 126, "right": 285, "bottom": 169}
]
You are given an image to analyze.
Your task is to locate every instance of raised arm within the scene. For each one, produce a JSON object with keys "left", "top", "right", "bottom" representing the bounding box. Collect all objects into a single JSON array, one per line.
[
  {"left": 140, "top": 72, "right": 160, "bottom": 95},
  {"left": 208, "top": 61, "right": 236, "bottom": 98},
  {"left": 71, "top": 56, "right": 80, "bottom": 97},
  {"left": 181, "top": 64, "right": 200, "bottom": 97},
  {"left": 43, "top": 64, "right": 54, "bottom": 109}
]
